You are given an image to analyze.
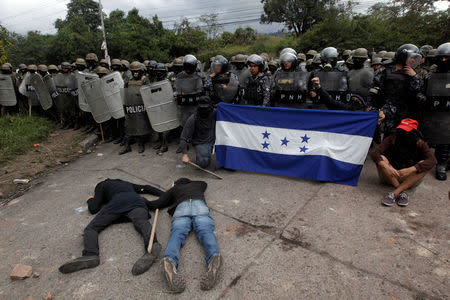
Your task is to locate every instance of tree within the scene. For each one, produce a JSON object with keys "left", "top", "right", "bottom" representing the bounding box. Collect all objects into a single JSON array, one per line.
[
  {"left": 260, "top": 0, "right": 353, "bottom": 36},
  {"left": 55, "top": 0, "right": 101, "bottom": 32},
  {"left": 198, "top": 13, "right": 223, "bottom": 39}
]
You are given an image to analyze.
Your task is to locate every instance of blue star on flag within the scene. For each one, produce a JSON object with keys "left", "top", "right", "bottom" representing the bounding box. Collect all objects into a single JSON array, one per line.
[
  {"left": 262, "top": 141, "right": 270, "bottom": 149},
  {"left": 301, "top": 134, "right": 310, "bottom": 143},
  {"left": 262, "top": 130, "right": 271, "bottom": 139},
  {"left": 281, "top": 137, "right": 289, "bottom": 146},
  {"left": 299, "top": 146, "right": 308, "bottom": 153}
]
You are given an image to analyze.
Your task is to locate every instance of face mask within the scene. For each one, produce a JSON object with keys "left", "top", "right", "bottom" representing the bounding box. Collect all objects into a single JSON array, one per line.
[
  {"left": 198, "top": 107, "right": 211, "bottom": 118},
  {"left": 132, "top": 71, "right": 140, "bottom": 79},
  {"left": 323, "top": 63, "right": 332, "bottom": 71},
  {"left": 76, "top": 65, "right": 85, "bottom": 71}
]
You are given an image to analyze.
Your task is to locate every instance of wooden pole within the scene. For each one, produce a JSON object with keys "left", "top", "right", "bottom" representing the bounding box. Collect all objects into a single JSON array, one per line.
[
  {"left": 147, "top": 209, "right": 159, "bottom": 253},
  {"left": 28, "top": 99, "right": 32, "bottom": 117},
  {"left": 99, "top": 124, "right": 105, "bottom": 142},
  {"left": 188, "top": 161, "right": 223, "bottom": 180}
]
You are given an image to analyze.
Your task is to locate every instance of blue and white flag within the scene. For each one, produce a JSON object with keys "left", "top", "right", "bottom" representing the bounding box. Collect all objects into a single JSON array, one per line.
[{"left": 215, "top": 103, "right": 378, "bottom": 186}]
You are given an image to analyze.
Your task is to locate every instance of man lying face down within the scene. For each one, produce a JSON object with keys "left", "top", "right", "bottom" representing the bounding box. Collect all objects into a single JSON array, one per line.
[
  {"left": 59, "top": 179, "right": 164, "bottom": 276},
  {"left": 147, "top": 178, "right": 222, "bottom": 293}
]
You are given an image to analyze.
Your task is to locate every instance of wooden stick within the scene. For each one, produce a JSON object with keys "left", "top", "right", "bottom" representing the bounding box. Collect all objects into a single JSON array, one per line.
[
  {"left": 147, "top": 209, "right": 159, "bottom": 253},
  {"left": 99, "top": 124, "right": 105, "bottom": 142},
  {"left": 28, "top": 99, "right": 32, "bottom": 117},
  {"left": 188, "top": 161, "right": 223, "bottom": 180}
]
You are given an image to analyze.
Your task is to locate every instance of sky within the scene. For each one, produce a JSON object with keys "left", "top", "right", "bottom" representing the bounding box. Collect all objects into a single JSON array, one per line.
[{"left": 0, "top": 0, "right": 448, "bottom": 35}]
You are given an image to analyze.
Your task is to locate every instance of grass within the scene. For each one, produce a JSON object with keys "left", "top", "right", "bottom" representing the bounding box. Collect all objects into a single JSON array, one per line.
[{"left": 0, "top": 114, "right": 54, "bottom": 165}]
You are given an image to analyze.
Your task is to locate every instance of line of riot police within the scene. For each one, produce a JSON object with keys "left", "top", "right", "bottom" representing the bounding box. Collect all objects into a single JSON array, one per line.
[{"left": 0, "top": 42, "right": 448, "bottom": 180}]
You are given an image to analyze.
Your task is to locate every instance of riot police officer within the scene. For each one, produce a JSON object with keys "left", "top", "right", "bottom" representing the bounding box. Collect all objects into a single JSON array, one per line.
[
  {"left": 86, "top": 53, "right": 99, "bottom": 72},
  {"left": 75, "top": 58, "right": 87, "bottom": 72},
  {"left": 204, "top": 55, "right": 239, "bottom": 104},
  {"left": 48, "top": 65, "right": 58, "bottom": 75},
  {"left": 111, "top": 59, "right": 122, "bottom": 73},
  {"left": 99, "top": 58, "right": 110, "bottom": 70},
  {"left": 368, "top": 44, "right": 424, "bottom": 135},
  {"left": 241, "top": 54, "right": 270, "bottom": 106},
  {"left": 120, "top": 61, "right": 152, "bottom": 155},
  {"left": 309, "top": 47, "right": 349, "bottom": 105},
  {"left": 271, "top": 51, "right": 309, "bottom": 108},
  {"left": 348, "top": 48, "right": 374, "bottom": 102},
  {"left": 146, "top": 60, "right": 158, "bottom": 82},
  {"left": 174, "top": 55, "right": 204, "bottom": 126},
  {"left": 421, "top": 42, "right": 450, "bottom": 180}
]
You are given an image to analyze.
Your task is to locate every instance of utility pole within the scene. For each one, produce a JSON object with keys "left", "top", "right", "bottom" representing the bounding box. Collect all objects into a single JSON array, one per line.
[{"left": 98, "top": 0, "right": 110, "bottom": 66}]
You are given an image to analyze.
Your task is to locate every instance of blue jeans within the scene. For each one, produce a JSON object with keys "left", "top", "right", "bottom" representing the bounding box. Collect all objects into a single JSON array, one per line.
[
  {"left": 195, "top": 143, "right": 213, "bottom": 168},
  {"left": 164, "top": 200, "right": 219, "bottom": 267}
]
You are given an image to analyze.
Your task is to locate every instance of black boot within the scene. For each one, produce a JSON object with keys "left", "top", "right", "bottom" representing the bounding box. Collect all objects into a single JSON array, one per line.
[
  {"left": 138, "top": 143, "right": 145, "bottom": 153},
  {"left": 157, "top": 146, "right": 168, "bottom": 155},
  {"left": 119, "top": 140, "right": 131, "bottom": 155},
  {"left": 435, "top": 144, "right": 449, "bottom": 181},
  {"left": 59, "top": 255, "right": 100, "bottom": 274},
  {"left": 131, "top": 242, "right": 162, "bottom": 276}
]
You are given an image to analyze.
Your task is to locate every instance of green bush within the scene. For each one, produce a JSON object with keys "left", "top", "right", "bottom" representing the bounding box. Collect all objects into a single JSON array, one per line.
[{"left": 0, "top": 114, "right": 54, "bottom": 165}]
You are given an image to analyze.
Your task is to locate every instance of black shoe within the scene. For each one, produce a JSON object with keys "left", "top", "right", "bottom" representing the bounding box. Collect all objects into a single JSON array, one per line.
[
  {"left": 138, "top": 144, "right": 145, "bottom": 154},
  {"left": 119, "top": 145, "right": 131, "bottom": 155},
  {"left": 435, "top": 164, "right": 447, "bottom": 181},
  {"left": 85, "top": 126, "right": 96, "bottom": 134},
  {"left": 156, "top": 146, "right": 168, "bottom": 155},
  {"left": 163, "top": 258, "right": 185, "bottom": 293},
  {"left": 113, "top": 138, "right": 123, "bottom": 144},
  {"left": 58, "top": 255, "right": 99, "bottom": 274},
  {"left": 73, "top": 123, "right": 80, "bottom": 131},
  {"left": 81, "top": 126, "right": 90, "bottom": 133},
  {"left": 153, "top": 143, "right": 162, "bottom": 150},
  {"left": 200, "top": 254, "right": 223, "bottom": 291},
  {"left": 131, "top": 242, "right": 162, "bottom": 276}
]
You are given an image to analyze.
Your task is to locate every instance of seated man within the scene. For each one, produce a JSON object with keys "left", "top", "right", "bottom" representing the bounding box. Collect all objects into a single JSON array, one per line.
[
  {"left": 370, "top": 119, "right": 437, "bottom": 206},
  {"left": 59, "top": 179, "right": 164, "bottom": 275},
  {"left": 179, "top": 96, "right": 216, "bottom": 169},
  {"left": 147, "top": 178, "right": 222, "bottom": 293}
]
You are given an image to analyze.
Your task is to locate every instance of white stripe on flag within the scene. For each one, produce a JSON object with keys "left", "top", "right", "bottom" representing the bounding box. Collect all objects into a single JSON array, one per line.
[{"left": 215, "top": 121, "right": 372, "bottom": 165}]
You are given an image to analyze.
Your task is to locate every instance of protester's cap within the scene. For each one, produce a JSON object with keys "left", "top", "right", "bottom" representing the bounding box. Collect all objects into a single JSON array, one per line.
[{"left": 397, "top": 118, "right": 418, "bottom": 132}]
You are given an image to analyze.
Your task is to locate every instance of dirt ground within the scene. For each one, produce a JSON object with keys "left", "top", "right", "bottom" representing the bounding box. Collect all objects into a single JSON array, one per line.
[{"left": 0, "top": 129, "right": 87, "bottom": 204}]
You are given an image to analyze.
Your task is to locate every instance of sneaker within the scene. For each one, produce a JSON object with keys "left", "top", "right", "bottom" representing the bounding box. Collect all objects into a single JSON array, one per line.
[
  {"left": 381, "top": 192, "right": 396, "bottom": 207},
  {"left": 397, "top": 192, "right": 409, "bottom": 207},
  {"left": 163, "top": 258, "right": 185, "bottom": 293},
  {"left": 58, "top": 255, "right": 99, "bottom": 274},
  {"left": 200, "top": 254, "right": 223, "bottom": 291},
  {"left": 131, "top": 242, "right": 161, "bottom": 276}
]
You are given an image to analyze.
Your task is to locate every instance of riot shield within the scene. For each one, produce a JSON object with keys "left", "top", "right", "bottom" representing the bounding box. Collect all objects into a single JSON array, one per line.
[
  {"left": 53, "top": 73, "right": 78, "bottom": 114},
  {"left": 101, "top": 71, "right": 125, "bottom": 119},
  {"left": 75, "top": 71, "right": 98, "bottom": 112},
  {"left": 19, "top": 73, "right": 39, "bottom": 106},
  {"left": 422, "top": 112, "right": 450, "bottom": 144},
  {"left": 426, "top": 73, "right": 450, "bottom": 97},
  {"left": 0, "top": 74, "right": 17, "bottom": 106},
  {"left": 317, "top": 71, "right": 348, "bottom": 92},
  {"left": 81, "top": 78, "right": 111, "bottom": 123},
  {"left": 348, "top": 67, "right": 374, "bottom": 98},
  {"left": 121, "top": 86, "right": 152, "bottom": 136},
  {"left": 140, "top": 80, "right": 179, "bottom": 133},
  {"left": 29, "top": 73, "right": 53, "bottom": 110},
  {"left": 43, "top": 74, "right": 58, "bottom": 99},
  {"left": 274, "top": 71, "right": 308, "bottom": 92},
  {"left": 213, "top": 74, "right": 239, "bottom": 103}
]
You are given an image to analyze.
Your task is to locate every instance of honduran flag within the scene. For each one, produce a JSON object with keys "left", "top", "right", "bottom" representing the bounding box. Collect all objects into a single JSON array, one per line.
[{"left": 215, "top": 103, "right": 378, "bottom": 186}]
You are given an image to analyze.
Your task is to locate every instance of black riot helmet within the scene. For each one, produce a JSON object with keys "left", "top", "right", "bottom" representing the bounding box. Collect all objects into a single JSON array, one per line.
[
  {"left": 183, "top": 54, "right": 198, "bottom": 74},
  {"left": 155, "top": 63, "right": 167, "bottom": 80},
  {"left": 246, "top": 54, "right": 265, "bottom": 73},
  {"left": 148, "top": 60, "right": 157, "bottom": 70},
  {"left": 395, "top": 44, "right": 421, "bottom": 68},
  {"left": 436, "top": 42, "right": 450, "bottom": 72},
  {"left": 279, "top": 52, "right": 297, "bottom": 71},
  {"left": 320, "top": 47, "right": 339, "bottom": 67},
  {"left": 211, "top": 55, "right": 229, "bottom": 74}
]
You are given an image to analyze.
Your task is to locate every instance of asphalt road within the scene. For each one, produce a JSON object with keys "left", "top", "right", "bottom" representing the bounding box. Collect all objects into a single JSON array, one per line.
[{"left": 0, "top": 141, "right": 448, "bottom": 299}]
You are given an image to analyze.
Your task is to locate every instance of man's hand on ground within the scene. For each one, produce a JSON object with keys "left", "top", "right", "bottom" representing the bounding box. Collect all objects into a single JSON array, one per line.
[{"left": 182, "top": 154, "right": 190, "bottom": 164}]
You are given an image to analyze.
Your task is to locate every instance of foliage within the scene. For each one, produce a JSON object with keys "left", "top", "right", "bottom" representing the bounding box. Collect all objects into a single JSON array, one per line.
[
  {"left": 0, "top": 114, "right": 54, "bottom": 165},
  {"left": 0, "top": 0, "right": 448, "bottom": 66}
]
